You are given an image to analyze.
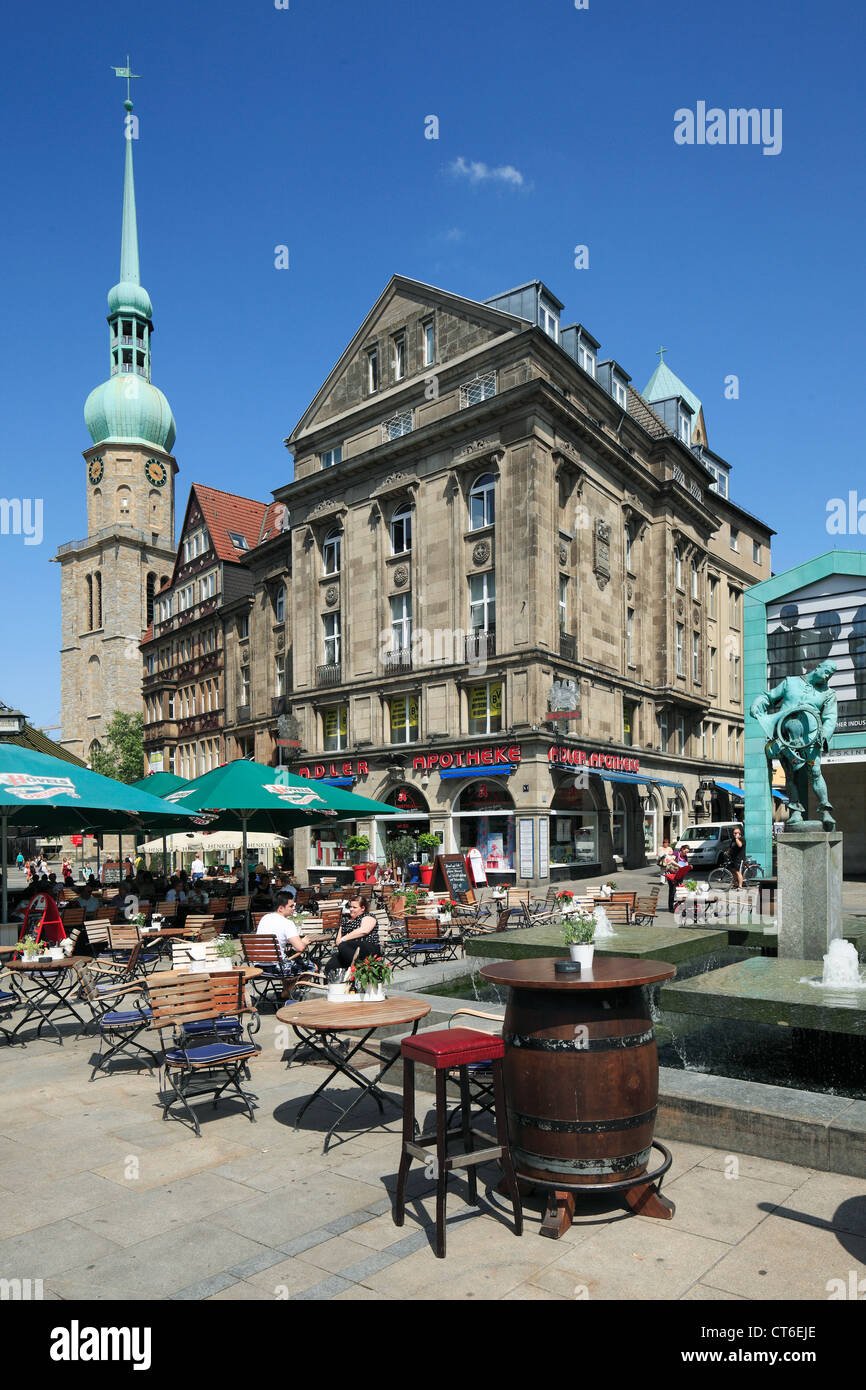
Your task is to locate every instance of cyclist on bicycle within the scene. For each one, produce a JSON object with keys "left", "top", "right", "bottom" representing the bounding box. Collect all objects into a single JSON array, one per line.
[{"left": 723, "top": 826, "right": 746, "bottom": 888}]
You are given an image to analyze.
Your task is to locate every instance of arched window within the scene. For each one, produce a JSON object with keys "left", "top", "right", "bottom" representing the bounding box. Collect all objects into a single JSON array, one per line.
[
  {"left": 146, "top": 573, "right": 157, "bottom": 626},
  {"left": 275, "top": 585, "right": 286, "bottom": 623},
  {"left": 323, "top": 528, "right": 341, "bottom": 576},
  {"left": 85, "top": 575, "right": 93, "bottom": 631},
  {"left": 88, "top": 655, "right": 101, "bottom": 715},
  {"left": 643, "top": 792, "right": 660, "bottom": 856},
  {"left": 390, "top": 505, "right": 412, "bottom": 555},
  {"left": 95, "top": 571, "right": 103, "bottom": 628},
  {"left": 116, "top": 486, "right": 131, "bottom": 520},
  {"left": 691, "top": 561, "right": 699, "bottom": 599},
  {"left": 469, "top": 473, "right": 496, "bottom": 530},
  {"left": 88, "top": 738, "right": 102, "bottom": 767},
  {"left": 91, "top": 488, "right": 102, "bottom": 527},
  {"left": 674, "top": 546, "right": 683, "bottom": 588},
  {"left": 453, "top": 779, "right": 515, "bottom": 872},
  {"left": 625, "top": 523, "right": 633, "bottom": 572}
]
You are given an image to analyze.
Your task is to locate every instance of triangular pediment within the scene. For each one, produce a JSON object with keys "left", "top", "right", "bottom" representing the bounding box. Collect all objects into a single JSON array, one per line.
[{"left": 287, "top": 275, "right": 526, "bottom": 444}]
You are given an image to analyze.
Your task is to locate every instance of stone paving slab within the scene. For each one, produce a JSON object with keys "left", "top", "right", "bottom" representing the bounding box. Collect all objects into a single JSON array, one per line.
[{"left": 3, "top": 996, "right": 866, "bottom": 1301}]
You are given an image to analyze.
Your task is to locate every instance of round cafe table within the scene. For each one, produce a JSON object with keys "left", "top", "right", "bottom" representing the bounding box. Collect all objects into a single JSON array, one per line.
[
  {"left": 6, "top": 956, "right": 92, "bottom": 1043},
  {"left": 479, "top": 956, "right": 677, "bottom": 1238},
  {"left": 277, "top": 995, "right": 431, "bottom": 1152}
]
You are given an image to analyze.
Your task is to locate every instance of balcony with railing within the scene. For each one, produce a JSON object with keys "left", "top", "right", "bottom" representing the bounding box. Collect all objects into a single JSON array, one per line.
[
  {"left": 464, "top": 626, "right": 496, "bottom": 663},
  {"left": 381, "top": 410, "right": 414, "bottom": 443},
  {"left": 382, "top": 648, "right": 412, "bottom": 675},
  {"left": 316, "top": 663, "right": 342, "bottom": 687},
  {"left": 459, "top": 370, "right": 497, "bottom": 409}
]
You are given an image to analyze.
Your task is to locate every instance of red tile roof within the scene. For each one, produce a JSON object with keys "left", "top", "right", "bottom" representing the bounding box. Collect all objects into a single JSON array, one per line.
[
  {"left": 254, "top": 501, "right": 287, "bottom": 547},
  {"left": 191, "top": 484, "right": 268, "bottom": 563}
]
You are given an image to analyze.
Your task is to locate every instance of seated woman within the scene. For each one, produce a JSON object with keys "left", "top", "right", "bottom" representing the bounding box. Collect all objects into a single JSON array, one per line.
[{"left": 324, "top": 896, "right": 380, "bottom": 978}]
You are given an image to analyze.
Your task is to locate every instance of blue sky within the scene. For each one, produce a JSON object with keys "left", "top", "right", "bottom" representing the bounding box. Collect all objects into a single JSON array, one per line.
[{"left": 2, "top": 0, "right": 864, "bottom": 728}]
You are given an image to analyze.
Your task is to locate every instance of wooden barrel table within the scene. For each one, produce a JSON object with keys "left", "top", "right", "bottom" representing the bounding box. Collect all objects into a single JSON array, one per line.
[{"left": 479, "top": 956, "right": 677, "bottom": 1237}]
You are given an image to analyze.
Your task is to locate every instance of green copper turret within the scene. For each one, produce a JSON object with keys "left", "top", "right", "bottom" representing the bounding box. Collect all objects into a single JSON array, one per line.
[{"left": 84, "top": 91, "right": 176, "bottom": 452}]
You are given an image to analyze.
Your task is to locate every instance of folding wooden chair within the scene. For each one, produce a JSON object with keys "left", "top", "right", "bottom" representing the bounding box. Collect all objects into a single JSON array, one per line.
[
  {"left": 147, "top": 973, "right": 261, "bottom": 1137},
  {"left": 239, "top": 934, "right": 322, "bottom": 1008},
  {"left": 77, "top": 972, "right": 157, "bottom": 1081},
  {"left": 107, "top": 923, "right": 160, "bottom": 974}
]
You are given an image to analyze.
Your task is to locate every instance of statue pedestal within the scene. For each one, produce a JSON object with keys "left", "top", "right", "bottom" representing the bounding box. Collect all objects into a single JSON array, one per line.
[{"left": 777, "top": 828, "right": 843, "bottom": 960}]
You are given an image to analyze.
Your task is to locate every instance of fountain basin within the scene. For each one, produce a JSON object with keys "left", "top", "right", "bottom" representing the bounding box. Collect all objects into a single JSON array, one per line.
[{"left": 660, "top": 956, "right": 866, "bottom": 1038}]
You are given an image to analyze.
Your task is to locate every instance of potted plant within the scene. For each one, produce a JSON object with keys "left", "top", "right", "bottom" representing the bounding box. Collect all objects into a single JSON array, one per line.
[
  {"left": 388, "top": 833, "right": 418, "bottom": 903},
  {"left": 401, "top": 886, "right": 428, "bottom": 916},
  {"left": 562, "top": 913, "right": 596, "bottom": 969},
  {"left": 685, "top": 878, "right": 698, "bottom": 894},
  {"left": 346, "top": 834, "right": 371, "bottom": 882},
  {"left": 351, "top": 955, "right": 394, "bottom": 1002},
  {"left": 556, "top": 889, "right": 575, "bottom": 909},
  {"left": 213, "top": 936, "right": 237, "bottom": 971},
  {"left": 600, "top": 880, "right": 617, "bottom": 899},
  {"left": 20, "top": 934, "right": 40, "bottom": 963},
  {"left": 416, "top": 833, "right": 440, "bottom": 884}
]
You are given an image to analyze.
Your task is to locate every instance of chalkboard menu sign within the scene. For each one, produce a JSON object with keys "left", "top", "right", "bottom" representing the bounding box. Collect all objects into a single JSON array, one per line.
[{"left": 430, "top": 854, "right": 474, "bottom": 901}]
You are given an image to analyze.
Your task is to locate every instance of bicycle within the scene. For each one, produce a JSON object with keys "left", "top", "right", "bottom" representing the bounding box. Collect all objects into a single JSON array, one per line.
[{"left": 707, "top": 856, "right": 763, "bottom": 891}]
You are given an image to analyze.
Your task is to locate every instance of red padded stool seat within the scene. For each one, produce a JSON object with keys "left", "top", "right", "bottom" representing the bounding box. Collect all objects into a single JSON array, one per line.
[
  {"left": 401, "top": 1027, "right": 505, "bottom": 1069},
  {"left": 394, "top": 1025, "right": 522, "bottom": 1258}
]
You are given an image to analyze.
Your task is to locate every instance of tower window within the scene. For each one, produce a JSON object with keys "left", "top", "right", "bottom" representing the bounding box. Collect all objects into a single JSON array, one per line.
[
  {"left": 136, "top": 323, "right": 144, "bottom": 341},
  {"left": 136, "top": 352, "right": 145, "bottom": 369}
]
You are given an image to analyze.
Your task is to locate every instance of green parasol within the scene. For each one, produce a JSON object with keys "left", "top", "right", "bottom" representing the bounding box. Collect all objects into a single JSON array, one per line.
[
  {"left": 0, "top": 746, "right": 198, "bottom": 923},
  {"left": 162, "top": 759, "right": 400, "bottom": 893}
]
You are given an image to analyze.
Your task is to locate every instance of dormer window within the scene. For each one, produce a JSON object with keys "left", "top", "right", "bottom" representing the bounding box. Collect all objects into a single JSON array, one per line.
[
  {"left": 539, "top": 299, "right": 559, "bottom": 342},
  {"left": 579, "top": 343, "right": 596, "bottom": 378},
  {"left": 228, "top": 531, "right": 249, "bottom": 552},
  {"left": 613, "top": 375, "right": 628, "bottom": 407},
  {"left": 678, "top": 410, "right": 692, "bottom": 444},
  {"left": 392, "top": 332, "right": 406, "bottom": 382}
]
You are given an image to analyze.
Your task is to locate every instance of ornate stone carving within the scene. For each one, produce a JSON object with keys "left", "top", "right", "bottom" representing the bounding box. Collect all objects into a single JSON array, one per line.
[
  {"left": 627, "top": 583, "right": 634, "bottom": 601},
  {"left": 472, "top": 540, "right": 491, "bottom": 566},
  {"left": 393, "top": 564, "right": 409, "bottom": 588},
  {"left": 593, "top": 519, "right": 611, "bottom": 589},
  {"left": 677, "top": 597, "right": 685, "bottom": 615},
  {"left": 559, "top": 543, "right": 568, "bottom": 567},
  {"left": 693, "top": 606, "right": 700, "bottom": 627},
  {"left": 456, "top": 438, "right": 496, "bottom": 460},
  {"left": 276, "top": 631, "right": 285, "bottom": 650},
  {"left": 308, "top": 497, "right": 339, "bottom": 518},
  {"left": 325, "top": 585, "right": 339, "bottom": 606}
]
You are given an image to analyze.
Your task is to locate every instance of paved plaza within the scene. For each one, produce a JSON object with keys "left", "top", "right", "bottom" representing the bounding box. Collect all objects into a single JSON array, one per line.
[{"left": 1, "top": 1000, "right": 864, "bottom": 1303}]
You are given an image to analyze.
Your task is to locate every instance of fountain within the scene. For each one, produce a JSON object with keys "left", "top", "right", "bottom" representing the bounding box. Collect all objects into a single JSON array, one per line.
[{"left": 820, "top": 938, "right": 865, "bottom": 990}]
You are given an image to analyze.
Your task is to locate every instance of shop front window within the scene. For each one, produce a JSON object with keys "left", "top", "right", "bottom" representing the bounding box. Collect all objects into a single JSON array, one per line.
[
  {"left": 612, "top": 792, "right": 628, "bottom": 858},
  {"left": 549, "top": 785, "right": 598, "bottom": 867},
  {"left": 312, "top": 820, "right": 355, "bottom": 868},
  {"left": 643, "top": 799, "right": 659, "bottom": 856},
  {"left": 454, "top": 779, "right": 514, "bottom": 873}
]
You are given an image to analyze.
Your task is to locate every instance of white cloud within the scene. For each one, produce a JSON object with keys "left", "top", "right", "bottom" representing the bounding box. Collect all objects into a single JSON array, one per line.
[
  {"left": 444, "top": 227, "right": 464, "bottom": 241},
  {"left": 449, "top": 156, "right": 526, "bottom": 188}
]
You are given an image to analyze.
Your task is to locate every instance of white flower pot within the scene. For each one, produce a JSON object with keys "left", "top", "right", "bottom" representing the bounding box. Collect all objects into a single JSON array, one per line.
[
  {"left": 574, "top": 944, "right": 595, "bottom": 969},
  {"left": 211, "top": 959, "right": 235, "bottom": 971},
  {"left": 362, "top": 985, "right": 385, "bottom": 1002}
]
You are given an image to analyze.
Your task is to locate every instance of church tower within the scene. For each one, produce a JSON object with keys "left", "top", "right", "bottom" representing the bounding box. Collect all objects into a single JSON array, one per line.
[{"left": 54, "top": 70, "right": 178, "bottom": 762}]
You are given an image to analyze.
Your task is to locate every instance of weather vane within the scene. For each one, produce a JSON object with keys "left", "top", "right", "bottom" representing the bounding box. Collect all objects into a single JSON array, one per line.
[{"left": 111, "top": 55, "right": 142, "bottom": 105}]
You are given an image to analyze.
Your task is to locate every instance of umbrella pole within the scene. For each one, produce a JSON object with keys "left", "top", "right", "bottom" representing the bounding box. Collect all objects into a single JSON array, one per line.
[
  {"left": 1, "top": 812, "right": 8, "bottom": 926},
  {"left": 162, "top": 835, "right": 167, "bottom": 882},
  {"left": 242, "top": 817, "right": 249, "bottom": 932},
  {"left": 118, "top": 834, "right": 123, "bottom": 881}
]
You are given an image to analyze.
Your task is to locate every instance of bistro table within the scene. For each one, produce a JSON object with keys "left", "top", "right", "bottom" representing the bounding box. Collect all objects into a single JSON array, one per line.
[
  {"left": 277, "top": 995, "right": 431, "bottom": 1152},
  {"left": 6, "top": 956, "right": 92, "bottom": 1043},
  {"left": 479, "top": 956, "right": 677, "bottom": 1238}
]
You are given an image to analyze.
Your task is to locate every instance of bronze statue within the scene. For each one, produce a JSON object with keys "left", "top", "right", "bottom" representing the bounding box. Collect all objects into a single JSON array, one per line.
[{"left": 749, "top": 660, "right": 838, "bottom": 829}]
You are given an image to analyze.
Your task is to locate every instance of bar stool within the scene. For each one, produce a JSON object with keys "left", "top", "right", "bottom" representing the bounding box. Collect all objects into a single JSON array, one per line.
[{"left": 394, "top": 1027, "right": 523, "bottom": 1258}]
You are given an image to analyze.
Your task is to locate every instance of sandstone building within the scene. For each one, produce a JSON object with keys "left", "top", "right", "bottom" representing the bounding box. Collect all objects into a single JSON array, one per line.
[{"left": 223, "top": 275, "right": 773, "bottom": 884}]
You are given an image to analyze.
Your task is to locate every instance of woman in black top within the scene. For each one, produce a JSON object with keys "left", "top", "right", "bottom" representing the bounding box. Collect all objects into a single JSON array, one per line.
[
  {"left": 324, "top": 896, "right": 380, "bottom": 977},
  {"left": 728, "top": 826, "right": 746, "bottom": 888}
]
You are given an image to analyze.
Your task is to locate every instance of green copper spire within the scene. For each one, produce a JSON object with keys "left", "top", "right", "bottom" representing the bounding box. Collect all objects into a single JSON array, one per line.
[
  {"left": 119, "top": 104, "right": 141, "bottom": 286},
  {"left": 84, "top": 63, "right": 176, "bottom": 453}
]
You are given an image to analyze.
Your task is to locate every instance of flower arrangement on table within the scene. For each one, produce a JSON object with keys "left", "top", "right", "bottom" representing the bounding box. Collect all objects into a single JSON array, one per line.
[
  {"left": 685, "top": 879, "right": 698, "bottom": 894},
  {"left": 215, "top": 935, "right": 236, "bottom": 959},
  {"left": 19, "top": 934, "right": 40, "bottom": 959},
  {"left": 401, "top": 888, "right": 428, "bottom": 915},
  {"left": 556, "top": 889, "right": 575, "bottom": 906},
  {"left": 350, "top": 956, "right": 394, "bottom": 994},
  {"left": 561, "top": 912, "right": 596, "bottom": 946}
]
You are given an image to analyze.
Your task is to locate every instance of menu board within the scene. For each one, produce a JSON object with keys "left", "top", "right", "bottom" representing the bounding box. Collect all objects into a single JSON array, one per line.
[
  {"left": 430, "top": 854, "right": 474, "bottom": 901},
  {"left": 518, "top": 818, "right": 534, "bottom": 879}
]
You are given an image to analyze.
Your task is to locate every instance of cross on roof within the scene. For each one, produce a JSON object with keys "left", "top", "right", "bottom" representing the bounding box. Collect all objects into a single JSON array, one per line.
[
  {"left": 656, "top": 345, "right": 668, "bottom": 362},
  {"left": 111, "top": 55, "right": 141, "bottom": 104}
]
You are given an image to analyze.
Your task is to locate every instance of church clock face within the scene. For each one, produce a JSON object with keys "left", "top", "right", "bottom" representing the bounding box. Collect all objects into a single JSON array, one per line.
[
  {"left": 88, "top": 456, "right": 104, "bottom": 486},
  {"left": 144, "top": 457, "right": 167, "bottom": 488}
]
